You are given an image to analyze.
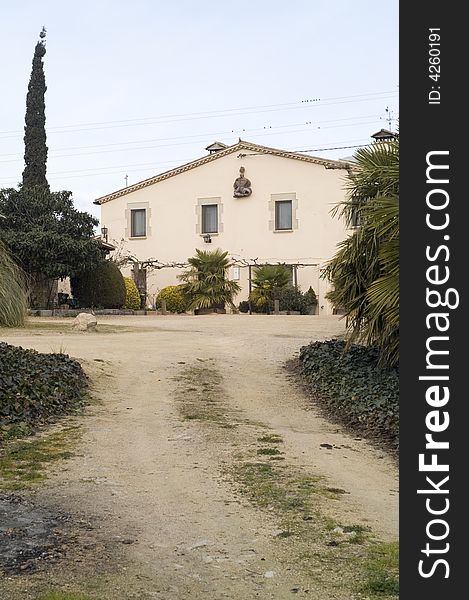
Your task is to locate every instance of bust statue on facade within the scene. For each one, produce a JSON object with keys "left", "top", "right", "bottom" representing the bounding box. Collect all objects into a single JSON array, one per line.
[{"left": 233, "top": 166, "right": 252, "bottom": 197}]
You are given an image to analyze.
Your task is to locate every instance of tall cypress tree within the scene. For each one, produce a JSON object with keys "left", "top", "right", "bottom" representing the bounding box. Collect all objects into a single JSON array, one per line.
[{"left": 22, "top": 27, "right": 49, "bottom": 189}]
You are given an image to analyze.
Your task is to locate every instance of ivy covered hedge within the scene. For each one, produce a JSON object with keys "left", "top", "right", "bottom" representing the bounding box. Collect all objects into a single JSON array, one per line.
[
  {"left": 0, "top": 342, "right": 89, "bottom": 438},
  {"left": 299, "top": 339, "right": 399, "bottom": 450}
]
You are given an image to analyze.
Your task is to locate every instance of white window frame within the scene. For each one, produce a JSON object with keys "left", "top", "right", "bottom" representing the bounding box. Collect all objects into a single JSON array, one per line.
[
  {"left": 196, "top": 197, "right": 223, "bottom": 236},
  {"left": 130, "top": 208, "right": 147, "bottom": 237},
  {"left": 275, "top": 200, "right": 293, "bottom": 231},
  {"left": 125, "top": 201, "right": 151, "bottom": 239},
  {"left": 269, "top": 193, "right": 298, "bottom": 232},
  {"left": 201, "top": 204, "right": 219, "bottom": 234}
]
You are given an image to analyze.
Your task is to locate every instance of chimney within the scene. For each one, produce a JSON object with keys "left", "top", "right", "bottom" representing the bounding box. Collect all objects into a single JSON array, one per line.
[{"left": 205, "top": 141, "right": 228, "bottom": 154}]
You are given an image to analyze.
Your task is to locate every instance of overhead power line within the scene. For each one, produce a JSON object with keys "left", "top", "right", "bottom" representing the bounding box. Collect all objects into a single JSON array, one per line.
[
  {"left": 0, "top": 114, "right": 384, "bottom": 161},
  {"left": 0, "top": 119, "right": 383, "bottom": 164},
  {"left": 294, "top": 143, "right": 369, "bottom": 153},
  {"left": 0, "top": 90, "right": 398, "bottom": 139},
  {"left": 0, "top": 139, "right": 371, "bottom": 183}
]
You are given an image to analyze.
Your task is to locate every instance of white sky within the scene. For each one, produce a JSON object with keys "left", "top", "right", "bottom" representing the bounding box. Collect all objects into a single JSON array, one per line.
[{"left": 0, "top": 0, "right": 398, "bottom": 222}]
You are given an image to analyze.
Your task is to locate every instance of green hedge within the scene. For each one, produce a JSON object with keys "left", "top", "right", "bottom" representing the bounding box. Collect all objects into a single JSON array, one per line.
[
  {"left": 71, "top": 260, "right": 126, "bottom": 309},
  {"left": 299, "top": 339, "right": 399, "bottom": 450},
  {"left": 0, "top": 342, "right": 89, "bottom": 437},
  {"left": 155, "top": 285, "right": 189, "bottom": 313},
  {"left": 277, "top": 286, "right": 315, "bottom": 314},
  {"left": 239, "top": 286, "right": 317, "bottom": 314},
  {"left": 124, "top": 277, "right": 141, "bottom": 310}
]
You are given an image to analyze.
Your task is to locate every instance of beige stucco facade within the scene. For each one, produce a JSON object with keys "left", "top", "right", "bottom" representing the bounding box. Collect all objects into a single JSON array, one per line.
[{"left": 96, "top": 141, "right": 351, "bottom": 314}]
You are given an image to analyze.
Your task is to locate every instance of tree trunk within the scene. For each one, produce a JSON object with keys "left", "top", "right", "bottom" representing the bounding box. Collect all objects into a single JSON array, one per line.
[{"left": 30, "top": 274, "right": 58, "bottom": 309}]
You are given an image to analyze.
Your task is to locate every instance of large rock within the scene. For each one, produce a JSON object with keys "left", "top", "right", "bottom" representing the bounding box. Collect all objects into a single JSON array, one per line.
[{"left": 72, "top": 312, "right": 97, "bottom": 332}]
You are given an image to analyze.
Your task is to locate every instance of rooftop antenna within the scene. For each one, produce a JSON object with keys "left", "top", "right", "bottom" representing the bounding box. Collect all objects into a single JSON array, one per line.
[
  {"left": 385, "top": 106, "right": 394, "bottom": 130},
  {"left": 124, "top": 174, "right": 129, "bottom": 187}
]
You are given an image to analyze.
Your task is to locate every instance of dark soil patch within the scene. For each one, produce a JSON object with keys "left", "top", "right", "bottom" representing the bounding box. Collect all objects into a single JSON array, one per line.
[
  {"left": 0, "top": 493, "right": 74, "bottom": 575},
  {"left": 0, "top": 492, "right": 120, "bottom": 578}
]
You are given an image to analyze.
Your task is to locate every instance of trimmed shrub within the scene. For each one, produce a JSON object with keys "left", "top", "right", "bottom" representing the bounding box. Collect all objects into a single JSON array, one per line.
[
  {"left": 155, "top": 285, "right": 189, "bottom": 313},
  {"left": 245, "top": 286, "right": 318, "bottom": 314},
  {"left": 238, "top": 300, "right": 250, "bottom": 313},
  {"left": 124, "top": 277, "right": 141, "bottom": 310},
  {"left": 71, "top": 260, "right": 126, "bottom": 308},
  {"left": 0, "top": 342, "right": 89, "bottom": 437},
  {"left": 299, "top": 339, "right": 399, "bottom": 450},
  {"left": 304, "top": 286, "right": 317, "bottom": 310},
  {"left": 277, "top": 286, "right": 310, "bottom": 314}
]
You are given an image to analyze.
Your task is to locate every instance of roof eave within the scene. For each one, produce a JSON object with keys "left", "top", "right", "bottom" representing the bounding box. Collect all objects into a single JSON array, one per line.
[{"left": 94, "top": 140, "right": 347, "bottom": 205}]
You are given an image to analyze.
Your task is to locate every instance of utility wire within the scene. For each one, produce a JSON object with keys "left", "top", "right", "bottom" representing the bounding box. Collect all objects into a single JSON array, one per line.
[
  {"left": 0, "top": 114, "right": 383, "bottom": 160},
  {"left": 0, "top": 140, "right": 371, "bottom": 183},
  {"left": 294, "top": 143, "right": 369, "bottom": 153},
  {"left": 0, "top": 120, "right": 381, "bottom": 164},
  {"left": 0, "top": 90, "right": 398, "bottom": 139}
]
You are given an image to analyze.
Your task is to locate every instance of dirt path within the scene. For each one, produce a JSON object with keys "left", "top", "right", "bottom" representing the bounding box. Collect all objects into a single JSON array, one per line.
[{"left": 0, "top": 315, "right": 398, "bottom": 599}]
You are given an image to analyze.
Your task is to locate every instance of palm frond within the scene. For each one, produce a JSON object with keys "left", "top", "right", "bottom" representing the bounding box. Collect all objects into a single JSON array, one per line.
[
  {"left": 327, "top": 139, "right": 399, "bottom": 366},
  {"left": 179, "top": 248, "right": 241, "bottom": 310},
  {"left": 0, "top": 241, "right": 28, "bottom": 327}
]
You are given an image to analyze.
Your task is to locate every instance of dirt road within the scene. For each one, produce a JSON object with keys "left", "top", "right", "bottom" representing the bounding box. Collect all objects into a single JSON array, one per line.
[{"left": 0, "top": 315, "right": 398, "bottom": 599}]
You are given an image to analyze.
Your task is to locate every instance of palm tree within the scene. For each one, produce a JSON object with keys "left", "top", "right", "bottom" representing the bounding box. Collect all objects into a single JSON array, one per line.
[
  {"left": 326, "top": 138, "right": 399, "bottom": 366},
  {"left": 179, "top": 249, "right": 241, "bottom": 311},
  {"left": 0, "top": 241, "right": 28, "bottom": 327},
  {"left": 250, "top": 264, "right": 292, "bottom": 312}
]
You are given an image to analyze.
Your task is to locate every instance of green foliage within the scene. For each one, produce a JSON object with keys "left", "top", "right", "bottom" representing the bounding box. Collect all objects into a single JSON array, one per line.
[
  {"left": 71, "top": 260, "right": 126, "bottom": 309},
  {"left": 1, "top": 31, "right": 103, "bottom": 309},
  {"left": 277, "top": 286, "right": 314, "bottom": 314},
  {"left": 0, "top": 187, "right": 103, "bottom": 282},
  {"left": 0, "top": 342, "right": 88, "bottom": 437},
  {"left": 361, "top": 542, "right": 399, "bottom": 595},
  {"left": 326, "top": 139, "right": 399, "bottom": 366},
  {"left": 303, "top": 286, "right": 317, "bottom": 308},
  {"left": 179, "top": 249, "right": 241, "bottom": 310},
  {"left": 299, "top": 339, "right": 399, "bottom": 449},
  {"left": 0, "top": 427, "right": 80, "bottom": 489},
  {"left": 247, "top": 294, "right": 269, "bottom": 314},
  {"left": 238, "top": 300, "right": 250, "bottom": 313},
  {"left": 123, "top": 277, "right": 141, "bottom": 310},
  {"left": 22, "top": 28, "right": 48, "bottom": 190},
  {"left": 0, "top": 242, "right": 28, "bottom": 327},
  {"left": 250, "top": 264, "right": 292, "bottom": 312},
  {"left": 155, "top": 285, "right": 189, "bottom": 313},
  {"left": 240, "top": 285, "right": 317, "bottom": 315},
  {"left": 36, "top": 593, "right": 93, "bottom": 600}
]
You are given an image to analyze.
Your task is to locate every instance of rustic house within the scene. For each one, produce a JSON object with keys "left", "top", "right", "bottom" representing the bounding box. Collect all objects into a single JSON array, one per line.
[{"left": 94, "top": 139, "right": 352, "bottom": 313}]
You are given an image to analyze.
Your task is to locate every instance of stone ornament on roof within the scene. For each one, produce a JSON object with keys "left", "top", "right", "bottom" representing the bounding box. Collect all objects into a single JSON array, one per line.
[{"left": 233, "top": 166, "right": 252, "bottom": 197}]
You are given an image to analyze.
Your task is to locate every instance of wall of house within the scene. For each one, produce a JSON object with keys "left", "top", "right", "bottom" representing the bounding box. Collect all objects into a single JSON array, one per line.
[{"left": 100, "top": 149, "right": 350, "bottom": 314}]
